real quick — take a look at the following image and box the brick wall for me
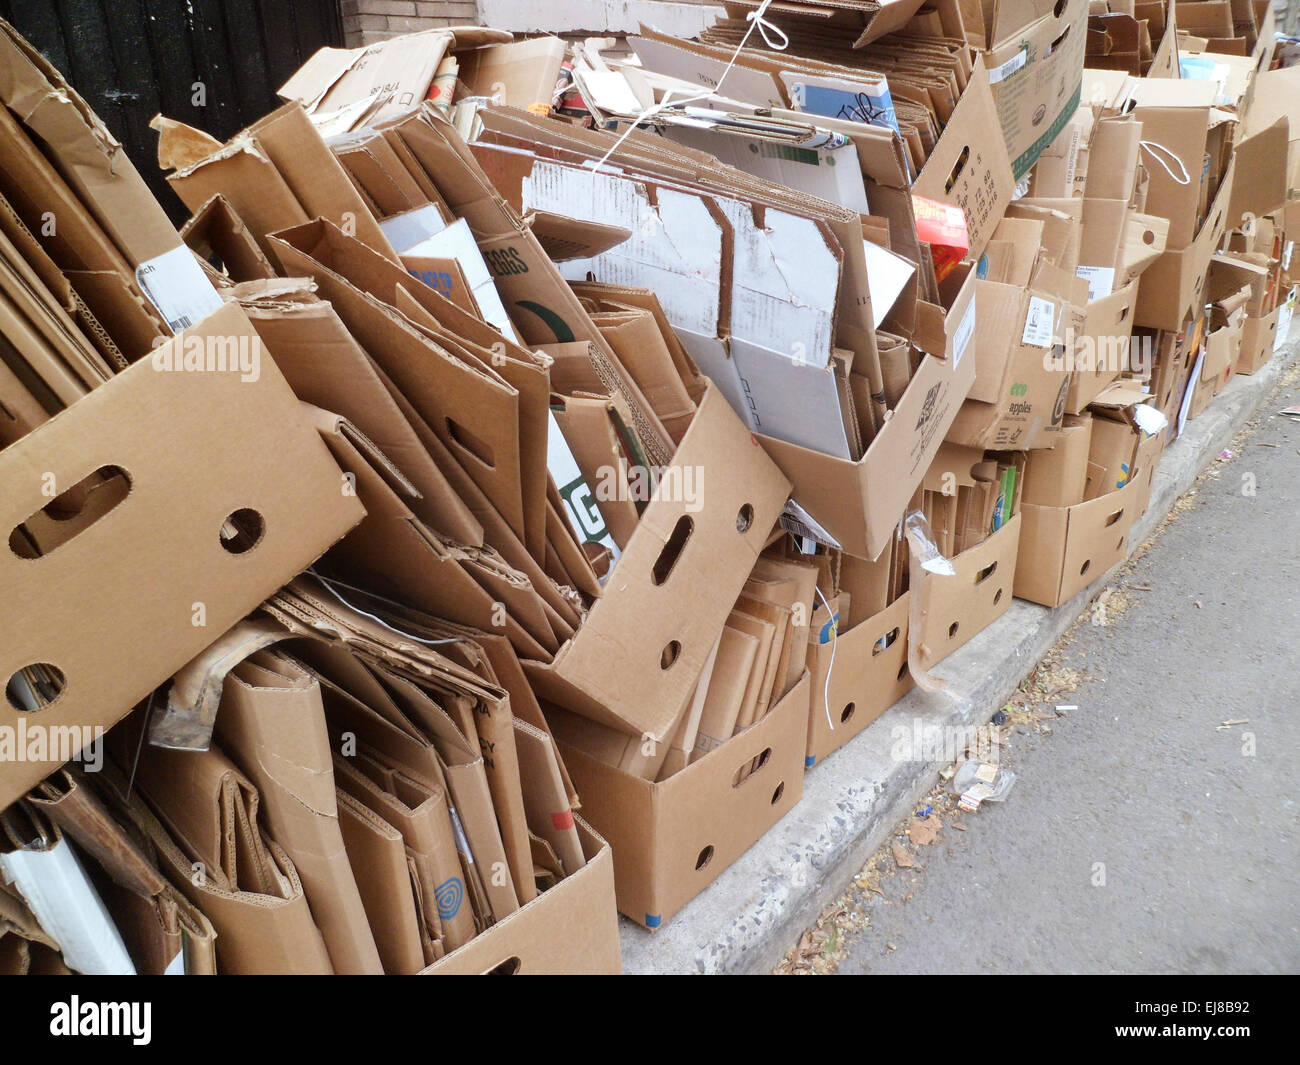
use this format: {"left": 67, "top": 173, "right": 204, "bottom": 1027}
{"left": 342, "top": 0, "right": 482, "bottom": 46}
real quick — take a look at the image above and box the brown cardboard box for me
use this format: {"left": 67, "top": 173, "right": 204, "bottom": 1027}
{"left": 910, "top": 58, "right": 1019, "bottom": 260}
{"left": 1188, "top": 318, "right": 1239, "bottom": 419}
{"left": 1023, "top": 414, "right": 1093, "bottom": 508}
{"left": 1121, "top": 78, "right": 1238, "bottom": 330}
{"left": 1236, "top": 302, "right": 1286, "bottom": 374}
{"left": 1067, "top": 280, "right": 1141, "bottom": 413}
{"left": 557, "top": 672, "right": 809, "bottom": 929}
{"left": 524, "top": 386, "right": 791, "bottom": 745}
{"left": 805, "top": 594, "right": 912, "bottom": 766}
{"left": 759, "top": 266, "right": 979, "bottom": 560}
{"left": 421, "top": 818, "right": 621, "bottom": 974}
{"left": 944, "top": 224, "right": 1083, "bottom": 451}
{"left": 161, "top": 102, "right": 398, "bottom": 265}
{"left": 913, "top": 515, "right": 1022, "bottom": 668}
{"left": 0, "top": 303, "right": 365, "bottom": 807}
{"left": 1134, "top": 155, "right": 1236, "bottom": 331}
{"left": 1014, "top": 391, "right": 1161, "bottom": 607}
{"left": 457, "top": 36, "right": 568, "bottom": 112}
{"left": 979, "top": 0, "right": 1090, "bottom": 178}
{"left": 276, "top": 27, "right": 512, "bottom": 131}
{"left": 0, "top": 19, "right": 221, "bottom": 341}
{"left": 1014, "top": 469, "right": 1149, "bottom": 606}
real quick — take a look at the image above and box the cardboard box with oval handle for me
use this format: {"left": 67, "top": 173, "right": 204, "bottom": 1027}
{"left": 0, "top": 303, "right": 365, "bottom": 807}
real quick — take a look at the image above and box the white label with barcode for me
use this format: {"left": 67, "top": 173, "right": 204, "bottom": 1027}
{"left": 1022, "top": 296, "right": 1056, "bottom": 348}
{"left": 1075, "top": 265, "right": 1115, "bottom": 302}
{"left": 135, "top": 245, "right": 223, "bottom": 334}
{"left": 988, "top": 50, "right": 1027, "bottom": 84}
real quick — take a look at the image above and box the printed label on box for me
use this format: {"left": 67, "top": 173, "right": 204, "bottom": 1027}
{"left": 988, "top": 50, "right": 1027, "bottom": 85}
{"left": 1022, "top": 296, "right": 1056, "bottom": 348}
{"left": 135, "top": 246, "right": 223, "bottom": 332}
{"left": 1075, "top": 265, "right": 1115, "bottom": 302}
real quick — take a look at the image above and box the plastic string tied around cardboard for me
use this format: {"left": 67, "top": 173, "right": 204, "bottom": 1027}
{"left": 1139, "top": 140, "right": 1191, "bottom": 186}
{"left": 590, "top": 0, "right": 790, "bottom": 174}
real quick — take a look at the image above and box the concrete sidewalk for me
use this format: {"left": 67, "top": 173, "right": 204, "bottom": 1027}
{"left": 620, "top": 326, "right": 1300, "bottom": 975}
{"left": 837, "top": 356, "right": 1300, "bottom": 974}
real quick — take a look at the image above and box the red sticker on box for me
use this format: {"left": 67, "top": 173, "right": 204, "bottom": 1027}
{"left": 551, "top": 809, "right": 575, "bottom": 831}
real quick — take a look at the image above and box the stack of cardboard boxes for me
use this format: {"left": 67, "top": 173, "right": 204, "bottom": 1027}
{"left": 0, "top": 0, "right": 1292, "bottom": 971}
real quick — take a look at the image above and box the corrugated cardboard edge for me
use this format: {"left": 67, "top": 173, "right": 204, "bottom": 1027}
{"left": 421, "top": 816, "right": 620, "bottom": 974}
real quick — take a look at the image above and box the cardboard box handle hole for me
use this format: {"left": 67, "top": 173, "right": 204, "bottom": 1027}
{"left": 695, "top": 845, "right": 714, "bottom": 871}
{"left": 483, "top": 957, "right": 521, "bottom": 975}
{"left": 994, "top": 587, "right": 1003, "bottom": 604}
{"left": 840, "top": 702, "right": 856, "bottom": 724}
{"left": 1050, "top": 26, "right": 1071, "bottom": 52}
{"left": 872, "top": 626, "right": 900, "bottom": 656}
{"left": 771, "top": 782, "right": 785, "bottom": 805}
{"left": 975, "top": 560, "right": 998, "bottom": 584}
{"left": 1079, "top": 559, "right": 1091, "bottom": 575}
{"left": 9, "top": 465, "right": 131, "bottom": 560}
{"left": 652, "top": 515, "right": 694, "bottom": 585}
{"left": 219, "top": 508, "right": 265, "bottom": 554}
{"left": 948, "top": 621, "right": 960, "bottom": 639}
{"left": 1104, "top": 508, "right": 1124, "bottom": 528}
{"left": 1053, "top": 0, "right": 1067, "bottom": 16}
{"left": 660, "top": 640, "right": 681, "bottom": 669}
{"left": 5, "top": 663, "right": 66, "bottom": 712}
{"left": 945, "top": 145, "right": 970, "bottom": 193}
{"left": 736, "top": 503, "right": 754, "bottom": 533}
{"left": 732, "top": 747, "right": 772, "bottom": 786}
{"left": 897, "top": 662, "right": 909, "bottom": 681}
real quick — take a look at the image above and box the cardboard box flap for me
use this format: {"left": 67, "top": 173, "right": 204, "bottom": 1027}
{"left": 278, "top": 27, "right": 514, "bottom": 122}
{"left": 0, "top": 303, "right": 365, "bottom": 807}
{"left": 913, "top": 57, "right": 1016, "bottom": 261}
{"left": 529, "top": 384, "right": 791, "bottom": 741}
{"left": 524, "top": 209, "right": 633, "bottom": 262}
{"left": 1226, "top": 117, "right": 1288, "bottom": 229}
{"left": 1243, "top": 64, "right": 1300, "bottom": 140}
{"left": 1119, "top": 212, "right": 1169, "bottom": 282}
{"left": 760, "top": 267, "right": 977, "bottom": 560}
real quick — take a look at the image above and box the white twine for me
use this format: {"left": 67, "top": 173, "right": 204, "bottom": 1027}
{"left": 1139, "top": 140, "right": 1191, "bottom": 186}
{"left": 308, "top": 570, "right": 465, "bottom": 647}
{"left": 814, "top": 585, "right": 839, "bottom": 731}
{"left": 591, "top": 0, "right": 789, "bottom": 174}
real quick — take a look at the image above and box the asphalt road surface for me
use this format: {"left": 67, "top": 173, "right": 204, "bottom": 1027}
{"left": 838, "top": 367, "right": 1300, "bottom": 975}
